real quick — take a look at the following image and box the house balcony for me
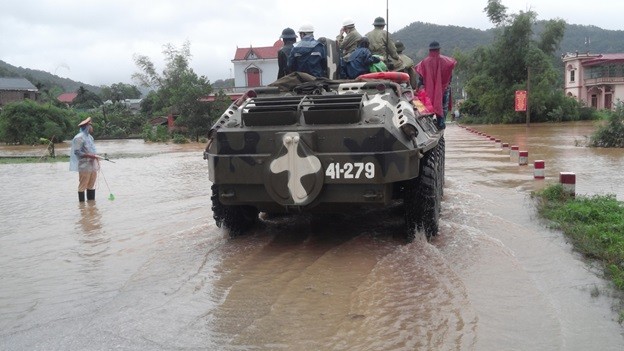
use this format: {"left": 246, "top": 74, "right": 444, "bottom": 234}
{"left": 584, "top": 76, "right": 624, "bottom": 86}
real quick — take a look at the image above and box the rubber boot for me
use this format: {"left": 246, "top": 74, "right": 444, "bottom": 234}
{"left": 78, "top": 191, "right": 85, "bottom": 202}
{"left": 437, "top": 116, "right": 446, "bottom": 130}
{"left": 86, "top": 189, "right": 95, "bottom": 201}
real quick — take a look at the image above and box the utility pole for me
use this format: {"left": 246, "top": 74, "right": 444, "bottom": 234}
{"left": 526, "top": 66, "right": 531, "bottom": 127}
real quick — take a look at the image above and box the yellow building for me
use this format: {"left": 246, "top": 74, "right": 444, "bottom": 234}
{"left": 563, "top": 52, "right": 624, "bottom": 110}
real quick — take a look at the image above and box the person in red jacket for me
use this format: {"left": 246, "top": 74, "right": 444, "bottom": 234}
{"left": 415, "top": 41, "right": 457, "bottom": 129}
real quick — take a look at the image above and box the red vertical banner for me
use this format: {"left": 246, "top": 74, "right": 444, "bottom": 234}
{"left": 515, "top": 90, "right": 527, "bottom": 112}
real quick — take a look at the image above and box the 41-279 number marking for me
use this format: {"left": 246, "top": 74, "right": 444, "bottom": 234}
{"left": 325, "top": 162, "right": 375, "bottom": 179}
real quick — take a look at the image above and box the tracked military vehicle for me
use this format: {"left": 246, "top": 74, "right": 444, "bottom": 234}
{"left": 203, "top": 71, "right": 444, "bottom": 242}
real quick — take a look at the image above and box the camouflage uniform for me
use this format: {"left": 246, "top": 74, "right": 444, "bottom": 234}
{"left": 365, "top": 28, "right": 401, "bottom": 70}
{"left": 398, "top": 53, "right": 417, "bottom": 87}
{"left": 336, "top": 28, "right": 362, "bottom": 60}
{"left": 398, "top": 53, "right": 414, "bottom": 71}
{"left": 395, "top": 41, "right": 417, "bottom": 86}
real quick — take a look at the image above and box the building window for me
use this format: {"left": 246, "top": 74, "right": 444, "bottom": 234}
{"left": 23, "top": 93, "right": 30, "bottom": 100}
{"left": 586, "top": 66, "right": 603, "bottom": 79}
{"left": 569, "top": 70, "right": 575, "bottom": 83}
{"left": 591, "top": 94, "right": 598, "bottom": 108}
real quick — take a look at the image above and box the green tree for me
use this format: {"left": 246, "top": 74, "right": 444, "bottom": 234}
{"left": 538, "top": 19, "right": 566, "bottom": 56}
{"left": 173, "top": 89, "right": 233, "bottom": 141}
{"left": 139, "top": 90, "right": 160, "bottom": 117}
{"left": 0, "top": 100, "right": 74, "bottom": 144}
{"left": 483, "top": 0, "right": 508, "bottom": 27}
{"left": 73, "top": 86, "right": 103, "bottom": 110}
{"left": 97, "top": 102, "right": 146, "bottom": 139}
{"left": 100, "top": 82, "right": 142, "bottom": 102}
{"left": 458, "top": 2, "right": 577, "bottom": 123}
{"left": 132, "top": 41, "right": 213, "bottom": 140}
{"left": 590, "top": 103, "right": 624, "bottom": 147}
{"left": 212, "top": 78, "right": 235, "bottom": 90}
{"left": 37, "top": 83, "right": 66, "bottom": 108}
{"left": 210, "top": 90, "right": 232, "bottom": 123}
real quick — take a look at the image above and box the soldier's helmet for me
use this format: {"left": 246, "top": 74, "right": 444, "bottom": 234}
{"left": 395, "top": 40, "right": 405, "bottom": 53}
{"left": 373, "top": 17, "right": 386, "bottom": 26}
{"left": 280, "top": 27, "right": 297, "bottom": 39}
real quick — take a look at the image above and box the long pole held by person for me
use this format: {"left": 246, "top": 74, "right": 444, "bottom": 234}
{"left": 96, "top": 154, "right": 116, "bottom": 200}
{"left": 97, "top": 159, "right": 116, "bottom": 201}
{"left": 385, "top": 0, "right": 389, "bottom": 65}
{"left": 96, "top": 154, "right": 115, "bottom": 163}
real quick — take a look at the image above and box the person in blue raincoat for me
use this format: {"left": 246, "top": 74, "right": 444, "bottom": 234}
{"left": 70, "top": 117, "right": 99, "bottom": 202}
{"left": 287, "top": 23, "right": 327, "bottom": 78}
{"left": 344, "top": 37, "right": 380, "bottom": 79}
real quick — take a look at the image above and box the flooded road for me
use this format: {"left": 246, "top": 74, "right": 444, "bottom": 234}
{"left": 1, "top": 122, "right": 623, "bottom": 350}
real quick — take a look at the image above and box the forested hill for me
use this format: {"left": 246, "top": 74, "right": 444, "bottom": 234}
{"left": 393, "top": 21, "right": 624, "bottom": 62}
{"left": 393, "top": 22, "right": 493, "bottom": 59}
{"left": 557, "top": 23, "right": 624, "bottom": 54}
{"left": 0, "top": 60, "right": 101, "bottom": 94}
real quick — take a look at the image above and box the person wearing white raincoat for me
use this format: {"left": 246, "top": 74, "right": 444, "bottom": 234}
{"left": 70, "top": 117, "right": 99, "bottom": 202}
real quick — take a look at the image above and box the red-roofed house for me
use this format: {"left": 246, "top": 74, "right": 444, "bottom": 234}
{"left": 563, "top": 52, "right": 624, "bottom": 109}
{"left": 57, "top": 92, "right": 78, "bottom": 106}
{"left": 232, "top": 40, "right": 283, "bottom": 89}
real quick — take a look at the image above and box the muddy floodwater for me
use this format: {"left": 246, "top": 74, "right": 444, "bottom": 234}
{"left": 1, "top": 122, "right": 623, "bottom": 350}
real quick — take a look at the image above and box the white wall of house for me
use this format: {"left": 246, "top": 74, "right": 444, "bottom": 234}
{"left": 563, "top": 53, "right": 599, "bottom": 105}
{"left": 232, "top": 59, "right": 278, "bottom": 90}
{"left": 564, "top": 58, "right": 583, "bottom": 101}
{"left": 615, "top": 87, "right": 624, "bottom": 105}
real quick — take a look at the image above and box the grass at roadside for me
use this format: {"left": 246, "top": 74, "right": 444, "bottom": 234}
{"left": 0, "top": 155, "right": 69, "bottom": 164}
{"left": 532, "top": 184, "right": 624, "bottom": 322}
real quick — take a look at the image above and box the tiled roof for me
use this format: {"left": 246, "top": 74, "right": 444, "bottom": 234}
{"left": 232, "top": 40, "right": 283, "bottom": 61}
{"left": 149, "top": 116, "right": 168, "bottom": 126}
{"left": 582, "top": 53, "right": 624, "bottom": 66}
{"left": 0, "top": 77, "right": 38, "bottom": 91}
{"left": 57, "top": 92, "right": 78, "bottom": 103}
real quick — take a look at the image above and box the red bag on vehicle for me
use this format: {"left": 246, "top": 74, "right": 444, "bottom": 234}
{"left": 413, "top": 89, "right": 434, "bottom": 115}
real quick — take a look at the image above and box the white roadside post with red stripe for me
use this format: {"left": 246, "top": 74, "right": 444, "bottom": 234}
{"left": 518, "top": 151, "right": 529, "bottom": 165}
{"left": 510, "top": 145, "right": 519, "bottom": 161}
{"left": 559, "top": 172, "right": 576, "bottom": 196}
{"left": 534, "top": 160, "right": 545, "bottom": 178}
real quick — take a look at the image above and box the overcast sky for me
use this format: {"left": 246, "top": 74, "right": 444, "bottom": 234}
{"left": 2, "top": 0, "right": 622, "bottom": 88}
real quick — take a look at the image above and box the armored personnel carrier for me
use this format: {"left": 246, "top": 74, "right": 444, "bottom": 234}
{"left": 204, "top": 71, "right": 444, "bottom": 242}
